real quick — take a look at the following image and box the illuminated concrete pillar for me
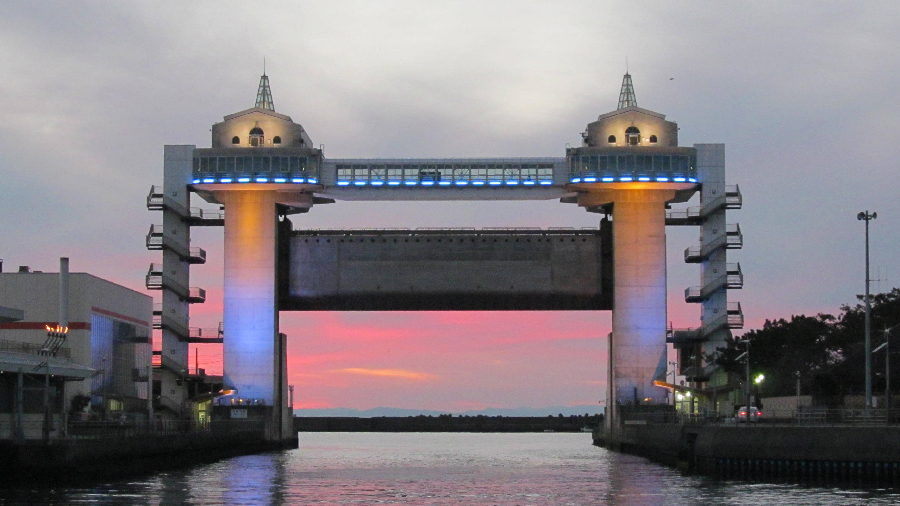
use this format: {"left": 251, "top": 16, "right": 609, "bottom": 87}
{"left": 578, "top": 185, "right": 684, "bottom": 432}
{"left": 219, "top": 188, "right": 279, "bottom": 404}
{"left": 608, "top": 189, "right": 672, "bottom": 406}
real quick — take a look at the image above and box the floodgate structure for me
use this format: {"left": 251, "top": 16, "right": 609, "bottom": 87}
{"left": 147, "top": 72, "right": 743, "bottom": 447}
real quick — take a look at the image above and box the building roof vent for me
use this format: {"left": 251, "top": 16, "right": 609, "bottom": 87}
{"left": 18, "top": 266, "right": 31, "bottom": 273}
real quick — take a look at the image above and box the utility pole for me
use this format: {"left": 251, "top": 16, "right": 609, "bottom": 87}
{"left": 858, "top": 211, "right": 876, "bottom": 412}
{"left": 42, "top": 362, "right": 50, "bottom": 441}
{"left": 148, "top": 364, "right": 154, "bottom": 433}
{"left": 738, "top": 339, "right": 751, "bottom": 417}
{"left": 876, "top": 323, "right": 899, "bottom": 424}
{"left": 101, "top": 356, "right": 107, "bottom": 420}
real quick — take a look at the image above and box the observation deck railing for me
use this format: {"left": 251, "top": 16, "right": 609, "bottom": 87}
{"left": 568, "top": 152, "right": 698, "bottom": 184}
{"left": 191, "top": 151, "right": 319, "bottom": 185}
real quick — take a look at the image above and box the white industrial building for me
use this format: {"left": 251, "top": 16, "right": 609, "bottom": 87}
{"left": 0, "top": 259, "right": 152, "bottom": 439}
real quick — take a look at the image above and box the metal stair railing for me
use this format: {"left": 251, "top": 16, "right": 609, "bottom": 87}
{"left": 188, "top": 247, "right": 207, "bottom": 264}
{"left": 725, "top": 184, "right": 742, "bottom": 209}
{"left": 727, "top": 301, "right": 744, "bottom": 328}
{"left": 726, "top": 267, "right": 743, "bottom": 289}
{"left": 725, "top": 223, "right": 743, "bottom": 249}
{"left": 145, "top": 263, "right": 190, "bottom": 299}
{"left": 667, "top": 187, "right": 742, "bottom": 226}
{"left": 146, "top": 225, "right": 204, "bottom": 263}
{"left": 665, "top": 206, "right": 702, "bottom": 225}
{"left": 146, "top": 185, "right": 189, "bottom": 216}
{"left": 684, "top": 266, "right": 745, "bottom": 302}
{"left": 188, "top": 324, "right": 224, "bottom": 344}
{"left": 152, "top": 313, "right": 190, "bottom": 339}
{"left": 188, "top": 287, "right": 206, "bottom": 303}
{"left": 186, "top": 207, "right": 225, "bottom": 226}
{"left": 684, "top": 223, "right": 743, "bottom": 262}
{"left": 145, "top": 224, "right": 164, "bottom": 250}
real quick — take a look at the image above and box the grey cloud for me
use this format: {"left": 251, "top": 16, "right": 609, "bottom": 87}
{"left": 1, "top": 0, "right": 899, "bottom": 328}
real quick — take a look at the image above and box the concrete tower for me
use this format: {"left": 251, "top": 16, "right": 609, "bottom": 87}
{"left": 568, "top": 73, "right": 697, "bottom": 433}
{"left": 194, "top": 75, "right": 320, "bottom": 417}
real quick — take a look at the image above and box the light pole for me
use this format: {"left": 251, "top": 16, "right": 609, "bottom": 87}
{"left": 754, "top": 374, "right": 765, "bottom": 412}
{"left": 667, "top": 361, "right": 677, "bottom": 406}
{"left": 858, "top": 210, "right": 877, "bottom": 411}
{"left": 875, "top": 323, "right": 900, "bottom": 423}
{"left": 737, "top": 339, "right": 751, "bottom": 416}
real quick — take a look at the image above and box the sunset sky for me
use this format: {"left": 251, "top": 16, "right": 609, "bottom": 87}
{"left": 2, "top": 2, "right": 899, "bottom": 411}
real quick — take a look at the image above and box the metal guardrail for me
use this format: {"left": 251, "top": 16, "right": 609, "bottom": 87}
{"left": 725, "top": 184, "right": 742, "bottom": 208}
{"left": 62, "top": 419, "right": 266, "bottom": 439}
{"left": 666, "top": 206, "right": 701, "bottom": 222}
{"left": 188, "top": 287, "right": 206, "bottom": 303}
{"left": 0, "top": 339, "right": 71, "bottom": 359}
{"left": 622, "top": 408, "right": 900, "bottom": 426}
{"left": 293, "top": 227, "right": 602, "bottom": 237}
{"left": 146, "top": 185, "right": 189, "bottom": 216}
{"left": 190, "top": 207, "right": 225, "bottom": 221}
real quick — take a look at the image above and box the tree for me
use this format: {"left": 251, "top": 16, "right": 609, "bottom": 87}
{"left": 711, "top": 314, "right": 836, "bottom": 397}
{"left": 68, "top": 394, "right": 91, "bottom": 418}
{"left": 709, "top": 289, "right": 900, "bottom": 404}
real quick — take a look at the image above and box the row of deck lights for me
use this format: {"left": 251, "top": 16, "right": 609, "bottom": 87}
{"left": 336, "top": 179, "right": 555, "bottom": 187}
{"left": 193, "top": 176, "right": 319, "bottom": 184}
{"left": 571, "top": 176, "right": 698, "bottom": 183}
{"left": 192, "top": 175, "right": 698, "bottom": 185}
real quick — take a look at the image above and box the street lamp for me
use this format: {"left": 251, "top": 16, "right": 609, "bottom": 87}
{"left": 858, "top": 210, "right": 877, "bottom": 411}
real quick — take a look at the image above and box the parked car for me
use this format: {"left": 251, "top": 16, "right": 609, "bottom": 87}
{"left": 736, "top": 406, "right": 762, "bottom": 422}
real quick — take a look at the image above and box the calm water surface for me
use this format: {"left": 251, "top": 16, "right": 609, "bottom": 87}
{"left": 2, "top": 432, "right": 900, "bottom": 505}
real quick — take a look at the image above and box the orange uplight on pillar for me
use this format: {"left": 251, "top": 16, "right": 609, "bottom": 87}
{"left": 218, "top": 188, "right": 280, "bottom": 405}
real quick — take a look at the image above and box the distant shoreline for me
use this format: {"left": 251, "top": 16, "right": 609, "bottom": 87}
{"left": 294, "top": 414, "right": 603, "bottom": 433}
{"left": 294, "top": 405, "right": 605, "bottom": 419}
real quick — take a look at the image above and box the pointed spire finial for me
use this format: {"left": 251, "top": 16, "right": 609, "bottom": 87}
{"left": 617, "top": 72, "right": 637, "bottom": 110}
{"left": 255, "top": 70, "right": 275, "bottom": 111}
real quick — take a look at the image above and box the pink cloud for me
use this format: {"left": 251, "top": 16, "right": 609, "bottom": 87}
{"left": 331, "top": 368, "right": 438, "bottom": 381}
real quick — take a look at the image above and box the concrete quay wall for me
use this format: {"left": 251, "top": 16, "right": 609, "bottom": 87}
{"left": 595, "top": 424, "right": 900, "bottom": 483}
{"left": 692, "top": 426, "right": 900, "bottom": 463}
{"left": 0, "top": 432, "right": 299, "bottom": 484}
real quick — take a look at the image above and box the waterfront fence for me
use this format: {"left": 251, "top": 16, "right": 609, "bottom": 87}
{"left": 4, "top": 418, "right": 267, "bottom": 440}
{"left": 621, "top": 408, "right": 900, "bottom": 426}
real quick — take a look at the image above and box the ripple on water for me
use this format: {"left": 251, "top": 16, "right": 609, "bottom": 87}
{"left": 2, "top": 433, "right": 900, "bottom": 506}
